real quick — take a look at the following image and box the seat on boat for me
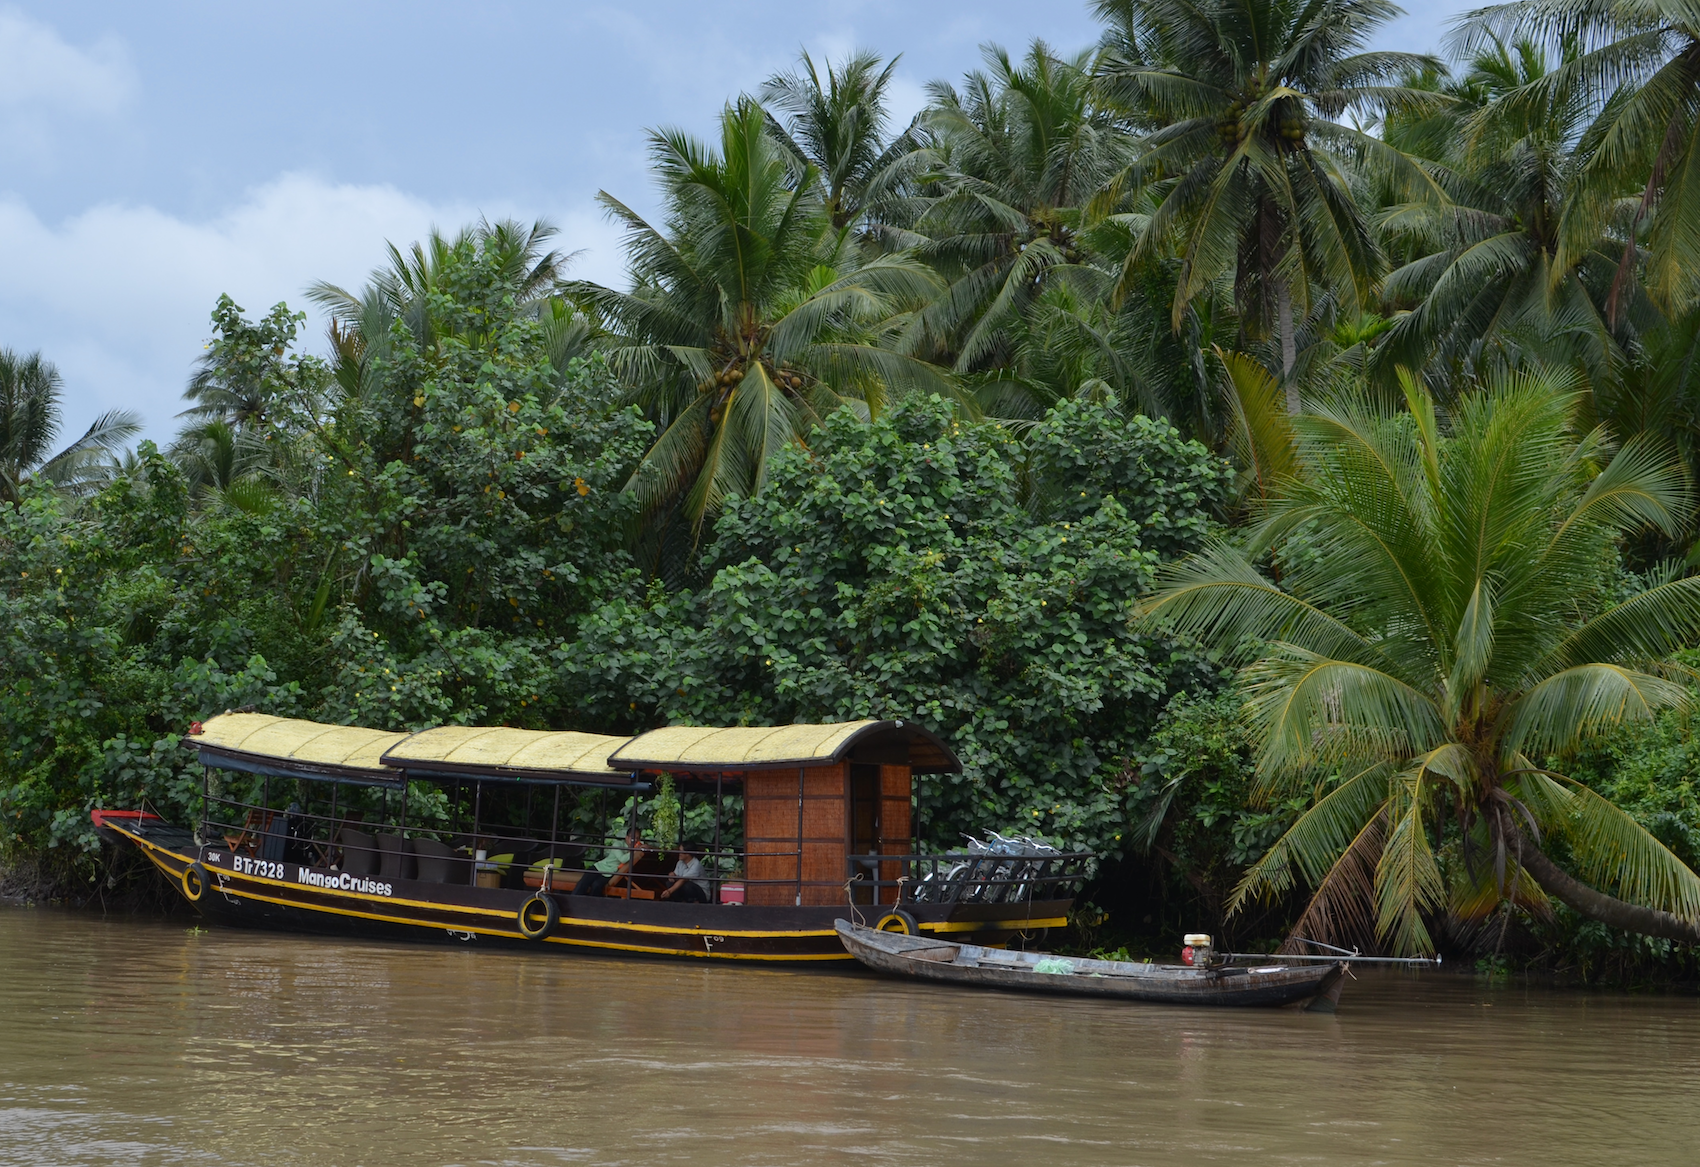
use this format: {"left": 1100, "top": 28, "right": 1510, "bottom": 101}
{"left": 538, "top": 842, "right": 586, "bottom": 867}
{"left": 524, "top": 856, "right": 582, "bottom": 890}
{"left": 338, "top": 827, "right": 380, "bottom": 875}
{"left": 488, "top": 844, "right": 541, "bottom": 889}
{"left": 223, "top": 809, "right": 276, "bottom": 856}
{"left": 377, "top": 833, "right": 416, "bottom": 881}
{"left": 411, "top": 837, "right": 469, "bottom": 884}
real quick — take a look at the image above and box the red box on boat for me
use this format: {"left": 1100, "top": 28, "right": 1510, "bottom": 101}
{"left": 719, "top": 882, "right": 744, "bottom": 905}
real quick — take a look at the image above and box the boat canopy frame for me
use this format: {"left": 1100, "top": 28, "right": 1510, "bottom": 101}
{"left": 183, "top": 712, "right": 970, "bottom": 904}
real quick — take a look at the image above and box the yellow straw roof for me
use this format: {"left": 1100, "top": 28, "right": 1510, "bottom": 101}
{"left": 381, "top": 726, "right": 632, "bottom": 782}
{"left": 610, "top": 720, "right": 960, "bottom": 773}
{"left": 189, "top": 713, "right": 406, "bottom": 777}
{"left": 188, "top": 714, "right": 959, "bottom": 781}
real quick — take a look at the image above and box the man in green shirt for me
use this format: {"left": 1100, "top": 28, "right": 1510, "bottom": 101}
{"left": 575, "top": 826, "right": 640, "bottom": 897}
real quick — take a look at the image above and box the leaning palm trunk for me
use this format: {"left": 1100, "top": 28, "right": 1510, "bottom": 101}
{"left": 1143, "top": 368, "right": 1700, "bottom": 954}
{"left": 1504, "top": 818, "right": 1700, "bottom": 943}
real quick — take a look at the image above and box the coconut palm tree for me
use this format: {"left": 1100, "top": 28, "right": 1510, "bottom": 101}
{"left": 1143, "top": 368, "right": 1700, "bottom": 953}
{"left": 570, "top": 98, "right": 949, "bottom": 530}
{"left": 1096, "top": 0, "right": 1444, "bottom": 410}
{"left": 971, "top": 276, "right": 1176, "bottom": 421}
{"left": 0, "top": 348, "right": 139, "bottom": 504}
{"left": 168, "top": 419, "right": 279, "bottom": 514}
{"left": 1378, "top": 35, "right": 1644, "bottom": 392}
{"left": 310, "top": 218, "right": 571, "bottom": 401}
{"left": 760, "top": 49, "right": 922, "bottom": 232}
{"left": 891, "top": 41, "right": 1135, "bottom": 375}
{"left": 1456, "top": 1, "right": 1700, "bottom": 315}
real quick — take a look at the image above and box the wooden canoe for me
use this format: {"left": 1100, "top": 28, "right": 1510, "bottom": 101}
{"left": 835, "top": 920, "right": 1347, "bottom": 1011}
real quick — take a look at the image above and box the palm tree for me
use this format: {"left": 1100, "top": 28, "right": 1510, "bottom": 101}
{"left": 0, "top": 348, "right": 139, "bottom": 503}
{"left": 310, "top": 218, "right": 571, "bottom": 401}
{"left": 760, "top": 49, "right": 921, "bottom": 231}
{"left": 890, "top": 41, "right": 1134, "bottom": 375}
{"left": 1143, "top": 369, "right": 1700, "bottom": 953}
{"left": 168, "top": 419, "right": 279, "bottom": 514}
{"left": 571, "top": 98, "right": 948, "bottom": 530}
{"left": 1456, "top": 1, "right": 1700, "bottom": 315}
{"left": 1096, "top": 0, "right": 1443, "bottom": 410}
{"left": 971, "top": 276, "right": 1175, "bottom": 421}
{"left": 1378, "top": 36, "right": 1630, "bottom": 388}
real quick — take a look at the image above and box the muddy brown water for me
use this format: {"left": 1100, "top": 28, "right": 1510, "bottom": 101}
{"left": 2, "top": 908, "right": 1697, "bottom": 1166}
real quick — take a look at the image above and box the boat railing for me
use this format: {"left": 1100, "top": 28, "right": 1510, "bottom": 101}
{"left": 197, "top": 791, "right": 752, "bottom": 897}
{"left": 844, "top": 848, "right": 1093, "bottom": 906}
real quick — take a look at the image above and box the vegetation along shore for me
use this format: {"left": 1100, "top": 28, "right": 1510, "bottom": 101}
{"left": 6, "top": 0, "right": 1700, "bottom": 985}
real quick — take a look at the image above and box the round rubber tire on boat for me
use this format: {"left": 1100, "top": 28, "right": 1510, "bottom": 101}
{"left": 181, "top": 861, "right": 209, "bottom": 904}
{"left": 517, "top": 893, "right": 559, "bottom": 940}
{"left": 875, "top": 909, "right": 920, "bottom": 936}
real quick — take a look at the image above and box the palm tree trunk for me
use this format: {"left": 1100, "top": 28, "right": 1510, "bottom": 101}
{"left": 1276, "top": 280, "right": 1299, "bottom": 415}
{"left": 1507, "top": 820, "right": 1700, "bottom": 943}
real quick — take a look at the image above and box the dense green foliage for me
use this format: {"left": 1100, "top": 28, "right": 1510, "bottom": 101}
{"left": 0, "top": 239, "right": 1231, "bottom": 884}
{"left": 563, "top": 396, "right": 1228, "bottom": 856}
{"left": 7, "top": 0, "right": 1700, "bottom": 972}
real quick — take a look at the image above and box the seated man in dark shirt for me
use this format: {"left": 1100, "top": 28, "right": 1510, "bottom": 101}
{"left": 659, "top": 849, "right": 711, "bottom": 903}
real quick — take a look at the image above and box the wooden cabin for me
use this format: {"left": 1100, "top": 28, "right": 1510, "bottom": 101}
{"left": 607, "top": 721, "right": 961, "bottom": 906}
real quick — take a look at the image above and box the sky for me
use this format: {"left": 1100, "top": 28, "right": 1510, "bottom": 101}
{"left": 1, "top": 1, "right": 1479, "bottom": 448}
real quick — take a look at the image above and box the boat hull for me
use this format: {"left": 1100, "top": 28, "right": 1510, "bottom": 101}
{"left": 836, "top": 921, "right": 1347, "bottom": 1009}
{"left": 99, "top": 814, "right": 1071, "bottom": 964}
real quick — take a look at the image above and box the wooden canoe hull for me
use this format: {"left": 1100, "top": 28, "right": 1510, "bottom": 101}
{"left": 836, "top": 921, "right": 1347, "bottom": 1009}
{"left": 97, "top": 813, "right": 1071, "bottom": 965}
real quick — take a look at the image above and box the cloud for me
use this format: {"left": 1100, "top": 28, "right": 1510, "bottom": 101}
{"left": 0, "top": 173, "right": 626, "bottom": 444}
{"left": 0, "top": 8, "right": 134, "bottom": 116}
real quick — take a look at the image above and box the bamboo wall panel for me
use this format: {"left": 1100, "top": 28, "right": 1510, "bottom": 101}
{"left": 741, "top": 765, "right": 849, "bottom": 906}
{"left": 878, "top": 764, "right": 913, "bottom": 904}
{"left": 744, "top": 769, "right": 801, "bottom": 906}
{"left": 799, "top": 763, "right": 848, "bottom": 906}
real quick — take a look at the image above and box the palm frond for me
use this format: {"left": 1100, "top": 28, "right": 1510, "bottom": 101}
{"left": 1375, "top": 763, "right": 1445, "bottom": 954}
{"left": 1554, "top": 777, "right": 1700, "bottom": 922}
{"left": 1504, "top": 663, "right": 1693, "bottom": 757}
{"left": 1216, "top": 347, "right": 1296, "bottom": 500}
{"left": 1244, "top": 647, "right": 1446, "bottom": 774}
{"left": 1228, "top": 762, "right": 1391, "bottom": 910}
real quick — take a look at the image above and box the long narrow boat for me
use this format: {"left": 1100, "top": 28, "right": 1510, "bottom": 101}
{"left": 94, "top": 713, "right": 1090, "bottom": 965}
{"left": 835, "top": 920, "right": 1348, "bottom": 1010}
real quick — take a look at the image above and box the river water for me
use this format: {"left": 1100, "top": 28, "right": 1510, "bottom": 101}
{"left": 2, "top": 908, "right": 1697, "bottom": 1166}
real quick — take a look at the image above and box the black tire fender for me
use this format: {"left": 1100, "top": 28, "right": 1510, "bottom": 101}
{"left": 874, "top": 908, "right": 921, "bottom": 936}
{"left": 517, "top": 893, "right": 560, "bottom": 940}
{"left": 182, "top": 861, "right": 209, "bottom": 904}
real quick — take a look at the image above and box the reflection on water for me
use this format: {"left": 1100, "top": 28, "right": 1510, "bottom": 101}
{"left": 2, "top": 907, "right": 1697, "bottom": 1165}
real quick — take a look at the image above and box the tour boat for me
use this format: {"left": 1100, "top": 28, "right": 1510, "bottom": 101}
{"left": 835, "top": 921, "right": 1348, "bottom": 1010}
{"left": 93, "top": 713, "right": 1089, "bottom": 964}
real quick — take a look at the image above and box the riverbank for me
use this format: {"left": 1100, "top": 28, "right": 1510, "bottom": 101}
{"left": 0, "top": 851, "right": 190, "bottom": 915}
